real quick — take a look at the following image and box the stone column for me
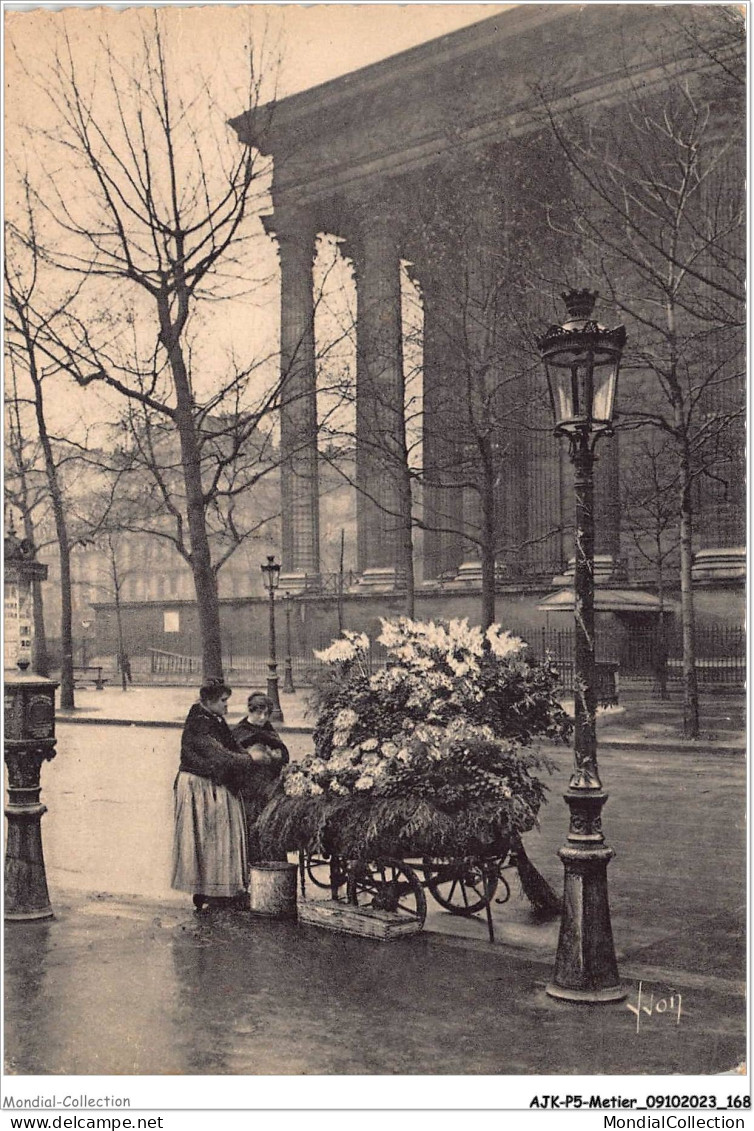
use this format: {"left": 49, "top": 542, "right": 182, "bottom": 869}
{"left": 421, "top": 275, "right": 464, "bottom": 580}
{"left": 453, "top": 202, "right": 500, "bottom": 585}
{"left": 349, "top": 213, "right": 409, "bottom": 585}
{"left": 265, "top": 213, "right": 320, "bottom": 588}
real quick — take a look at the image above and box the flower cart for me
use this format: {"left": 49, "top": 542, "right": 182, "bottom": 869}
{"left": 256, "top": 618, "right": 573, "bottom": 942}
{"left": 303, "top": 846, "right": 515, "bottom": 921}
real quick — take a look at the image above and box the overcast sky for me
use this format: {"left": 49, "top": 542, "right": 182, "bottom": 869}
{"left": 4, "top": 2, "right": 515, "bottom": 440}
{"left": 5, "top": 3, "right": 515, "bottom": 101}
{"left": 267, "top": 3, "right": 515, "bottom": 97}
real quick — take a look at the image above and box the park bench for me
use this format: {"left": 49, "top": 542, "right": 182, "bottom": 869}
{"left": 73, "top": 665, "right": 109, "bottom": 690}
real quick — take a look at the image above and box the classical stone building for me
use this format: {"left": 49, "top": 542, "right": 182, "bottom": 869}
{"left": 229, "top": 3, "right": 745, "bottom": 622}
{"left": 80, "top": 5, "right": 743, "bottom": 675}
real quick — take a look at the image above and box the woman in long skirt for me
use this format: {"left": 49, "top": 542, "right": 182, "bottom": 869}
{"left": 171, "top": 678, "right": 255, "bottom": 911}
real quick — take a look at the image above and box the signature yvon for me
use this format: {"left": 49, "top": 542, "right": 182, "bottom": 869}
{"left": 626, "top": 981, "right": 683, "bottom": 1033}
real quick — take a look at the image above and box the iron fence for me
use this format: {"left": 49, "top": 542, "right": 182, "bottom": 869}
{"left": 131, "top": 623, "right": 744, "bottom": 691}
{"left": 531, "top": 624, "right": 745, "bottom": 689}
{"left": 148, "top": 648, "right": 202, "bottom": 675}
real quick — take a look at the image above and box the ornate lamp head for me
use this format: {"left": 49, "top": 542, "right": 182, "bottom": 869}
{"left": 260, "top": 554, "right": 281, "bottom": 593}
{"left": 538, "top": 289, "right": 626, "bottom": 440}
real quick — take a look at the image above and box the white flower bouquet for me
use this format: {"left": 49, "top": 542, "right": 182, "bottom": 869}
{"left": 256, "top": 617, "right": 571, "bottom": 862}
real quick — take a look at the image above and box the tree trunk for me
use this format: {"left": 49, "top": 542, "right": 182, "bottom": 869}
{"left": 655, "top": 571, "right": 669, "bottom": 701}
{"left": 175, "top": 406, "right": 223, "bottom": 679}
{"left": 678, "top": 440, "right": 700, "bottom": 737}
{"left": 337, "top": 529, "right": 345, "bottom": 633}
{"left": 398, "top": 464, "right": 415, "bottom": 618}
{"left": 392, "top": 339, "right": 415, "bottom": 618}
{"left": 110, "top": 550, "right": 128, "bottom": 692}
{"left": 30, "top": 576, "right": 49, "bottom": 677}
{"left": 667, "top": 294, "right": 699, "bottom": 737}
{"left": 480, "top": 440, "right": 496, "bottom": 630}
{"left": 30, "top": 364, "right": 74, "bottom": 706}
{"left": 653, "top": 534, "right": 668, "bottom": 700}
{"left": 164, "top": 321, "right": 224, "bottom": 680}
{"left": 116, "top": 604, "right": 128, "bottom": 691}
{"left": 49, "top": 481, "right": 74, "bottom": 708}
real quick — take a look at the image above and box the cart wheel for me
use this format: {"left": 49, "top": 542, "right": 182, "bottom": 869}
{"left": 306, "top": 853, "right": 347, "bottom": 892}
{"left": 422, "top": 857, "right": 499, "bottom": 916}
{"left": 494, "top": 875, "right": 511, "bottom": 905}
{"left": 347, "top": 859, "right": 427, "bottom": 927}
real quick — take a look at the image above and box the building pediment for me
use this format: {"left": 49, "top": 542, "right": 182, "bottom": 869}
{"left": 230, "top": 5, "right": 736, "bottom": 206}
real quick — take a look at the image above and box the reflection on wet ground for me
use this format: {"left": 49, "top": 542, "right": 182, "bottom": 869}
{"left": 5, "top": 894, "right": 746, "bottom": 1076}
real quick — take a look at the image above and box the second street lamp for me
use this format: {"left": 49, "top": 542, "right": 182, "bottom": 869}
{"left": 538, "top": 289, "right": 627, "bottom": 1003}
{"left": 80, "top": 618, "right": 92, "bottom": 670}
{"left": 260, "top": 555, "right": 284, "bottom": 724}
{"left": 282, "top": 592, "right": 296, "bottom": 695}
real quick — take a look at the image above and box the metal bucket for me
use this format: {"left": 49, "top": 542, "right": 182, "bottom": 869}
{"left": 248, "top": 861, "right": 298, "bottom": 918}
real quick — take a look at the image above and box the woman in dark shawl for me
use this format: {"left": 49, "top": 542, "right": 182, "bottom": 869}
{"left": 171, "top": 679, "right": 255, "bottom": 911}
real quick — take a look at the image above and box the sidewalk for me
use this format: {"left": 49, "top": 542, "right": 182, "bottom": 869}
{"left": 56, "top": 684, "right": 315, "bottom": 730}
{"left": 56, "top": 684, "right": 747, "bottom": 753}
{"left": 4, "top": 886, "right": 745, "bottom": 1077}
{"left": 3, "top": 707, "right": 745, "bottom": 1077}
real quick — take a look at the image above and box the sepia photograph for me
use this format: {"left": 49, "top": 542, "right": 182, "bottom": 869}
{"left": 2, "top": 0, "right": 747, "bottom": 1118}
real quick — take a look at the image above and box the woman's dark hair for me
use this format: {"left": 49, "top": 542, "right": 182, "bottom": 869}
{"left": 199, "top": 678, "right": 232, "bottom": 703}
{"left": 247, "top": 692, "right": 273, "bottom": 713}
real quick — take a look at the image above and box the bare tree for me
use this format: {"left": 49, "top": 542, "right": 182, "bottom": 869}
{"left": 541, "top": 17, "right": 745, "bottom": 735}
{"left": 4, "top": 211, "right": 92, "bottom": 706}
{"left": 409, "top": 144, "right": 566, "bottom": 628}
{"left": 66, "top": 460, "right": 163, "bottom": 691}
{"left": 7, "top": 11, "right": 281, "bottom": 679}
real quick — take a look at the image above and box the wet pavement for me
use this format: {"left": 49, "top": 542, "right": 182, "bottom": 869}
{"left": 3, "top": 718, "right": 747, "bottom": 1076}
{"left": 4, "top": 891, "right": 745, "bottom": 1077}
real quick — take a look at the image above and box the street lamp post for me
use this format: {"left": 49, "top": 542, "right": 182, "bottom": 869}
{"left": 282, "top": 592, "right": 296, "bottom": 694}
{"left": 538, "top": 289, "right": 627, "bottom": 1003}
{"left": 81, "top": 618, "right": 92, "bottom": 670}
{"left": 260, "top": 555, "right": 284, "bottom": 724}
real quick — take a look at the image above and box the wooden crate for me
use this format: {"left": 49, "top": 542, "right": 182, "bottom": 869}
{"left": 297, "top": 899, "right": 423, "bottom": 941}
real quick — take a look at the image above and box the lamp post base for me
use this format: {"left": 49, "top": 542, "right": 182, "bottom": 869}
{"left": 545, "top": 982, "right": 626, "bottom": 1004}
{"left": 266, "top": 675, "right": 284, "bottom": 725}
{"left": 4, "top": 802, "right": 54, "bottom": 922}
{"left": 4, "top": 737, "right": 57, "bottom": 923}
{"left": 546, "top": 839, "right": 625, "bottom": 1003}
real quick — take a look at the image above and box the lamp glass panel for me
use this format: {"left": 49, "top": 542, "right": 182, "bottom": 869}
{"left": 591, "top": 363, "right": 618, "bottom": 424}
{"left": 547, "top": 366, "right": 575, "bottom": 426}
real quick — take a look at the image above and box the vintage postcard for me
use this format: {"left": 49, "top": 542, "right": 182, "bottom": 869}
{"left": 2, "top": 1, "right": 747, "bottom": 1123}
